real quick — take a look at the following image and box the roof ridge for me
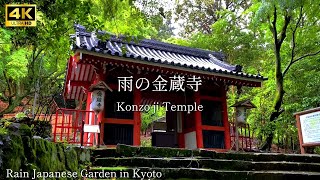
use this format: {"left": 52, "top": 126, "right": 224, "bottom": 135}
{"left": 74, "top": 24, "right": 226, "bottom": 61}
{"left": 71, "top": 24, "right": 266, "bottom": 81}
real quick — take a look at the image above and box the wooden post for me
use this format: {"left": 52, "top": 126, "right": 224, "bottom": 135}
{"left": 235, "top": 119, "right": 239, "bottom": 151}
{"left": 296, "top": 115, "right": 305, "bottom": 154}
{"left": 133, "top": 87, "right": 141, "bottom": 146}
{"left": 97, "top": 122, "right": 101, "bottom": 148}
{"left": 249, "top": 125, "right": 252, "bottom": 150}
{"left": 194, "top": 91, "right": 203, "bottom": 148}
{"left": 84, "top": 91, "right": 92, "bottom": 145}
{"left": 222, "top": 89, "right": 231, "bottom": 150}
{"left": 80, "top": 119, "right": 85, "bottom": 147}
{"left": 61, "top": 110, "right": 65, "bottom": 142}
{"left": 100, "top": 102, "right": 105, "bottom": 145}
{"left": 53, "top": 109, "right": 58, "bottom": 142}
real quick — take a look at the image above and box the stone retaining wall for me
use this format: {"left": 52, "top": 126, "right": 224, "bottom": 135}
{"left": 0, "top": 119, "right": 91, "bottom": 180}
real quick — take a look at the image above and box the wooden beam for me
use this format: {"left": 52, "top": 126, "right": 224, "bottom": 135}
{"left": 222, "top": 88, "right": 231, "bottom": 150}
{"left": 103, "top": 118, "right": 135, "bottom": 125}
{"left": 133, "top": 86, "right": 141, "bottom": 146}
{"left": 202, "top": 125, "right": 225, "bottom": 131}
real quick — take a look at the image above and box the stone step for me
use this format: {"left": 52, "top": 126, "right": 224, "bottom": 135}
{"left": 88, "top": 167, "right": 320, "bottom": 180}
{"left": 92, "top": 157, "right": 320, "bottom": 172}
{"left": 92, "top": 144, "right": 320, "bottom": 163}
{"left": 92, "top": 148, "right": 117, "bottom": 158}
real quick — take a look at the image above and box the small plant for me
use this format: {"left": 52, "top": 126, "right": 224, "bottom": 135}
{"left": 141, "top": 137, "right": 151, "bottom": 147}
{"left": 0, "top": 127, "right": 8, "bottom": 135}
{"left": 15, "top": 112, "right": 27, "bottom": 119}
{"left": 3, "top": 121, "right": 12, "bottom": 128}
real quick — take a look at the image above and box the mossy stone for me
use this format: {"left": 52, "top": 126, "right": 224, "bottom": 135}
{"left": 56, "top": 143, "right": 66, "bottom": 167}
{"left": 74, "top": 146, "right": 91, "bottom": 163}
{"left": 2, "top": 133, "right": 25, "bottom": 172}
{"left": 0, "top": 121, "right": 88, "bottom": 180}
{"left": 25, "top": 163, "right": 39, "bottom": 173}
{"left": 116, "top": 144, "right": 200, "bottom": 158}
{"left": 116, "top": 144, "right": 138, "bottom": 156}
{"left": 19, "top": 123, "right": 32, "bottom": 137}
{"left": 65, "top": 146, "right": 79, "bottom": 172}
{"left": 22, "top": 136, "right": 37, "bottom": 164}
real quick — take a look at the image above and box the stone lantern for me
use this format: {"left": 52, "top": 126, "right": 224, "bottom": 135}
{"left": 231, "top": 99, "right": 256, "bottom": 126}
{"left": 231, "top": 99, "right": 256, "bottom": 151}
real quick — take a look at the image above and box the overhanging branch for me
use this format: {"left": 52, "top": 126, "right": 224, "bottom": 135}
{"left": 283, "top": 6, "right": 303, "bottom": 77}
{"left": 283, "top": 49, "right": 320, "bottom": 77}
{"left": 269, "top": 5, "right": 278, "bottom": 43}
{"left": 277, "top": 11, "right": 291, "bottom": 46}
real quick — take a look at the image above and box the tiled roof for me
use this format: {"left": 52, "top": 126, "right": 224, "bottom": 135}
{"left": 71, "top": 24, "right": 266, "bottom": 81}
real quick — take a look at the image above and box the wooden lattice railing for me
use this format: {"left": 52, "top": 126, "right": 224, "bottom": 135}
{"left": 52, "top": 108, "right": 96, "bottom": 146}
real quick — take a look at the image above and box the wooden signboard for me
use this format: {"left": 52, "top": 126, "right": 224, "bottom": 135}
{"left": 294, "top": 107, "right": 320, "bottom": 154}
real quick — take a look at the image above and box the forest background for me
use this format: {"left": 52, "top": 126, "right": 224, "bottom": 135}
{"left": 0, "top": 0, "right": 319, "bottom": 151}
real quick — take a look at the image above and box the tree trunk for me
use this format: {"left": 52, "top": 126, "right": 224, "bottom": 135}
{"left": 260, "top": 44, "right": 285, "bottom": 151}
{"left": 0, "top": 96, "right": 25, "bottom": 117}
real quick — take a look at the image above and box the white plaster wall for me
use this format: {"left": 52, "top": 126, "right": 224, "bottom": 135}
{"left": 184, "top": 131, "right": 197, "bottom": 149}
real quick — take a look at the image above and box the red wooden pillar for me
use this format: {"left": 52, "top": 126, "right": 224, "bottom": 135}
{"left": 222, "top": 89, "right": 231, "bottom": 149}
{"left": 194, "top": 91, "right": 203, "bottom": 148}
{"left": 84, "top": 91, "right": 92, "bottom": 145}
{"left": 133, "top": 87, "right": 141, "bottom": 146}
{"left": 84, "top": 72, "right": 104, "bottom": 146}
{"left": 98, "top": 72, "right": 106, "bottom": 146}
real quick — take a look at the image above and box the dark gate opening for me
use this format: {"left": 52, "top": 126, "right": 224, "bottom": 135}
{"left": 203, "top": 130, "right": 225, "bottom": 148}
{"left": 104, "top": 124, "right": 133, "bottom": 145}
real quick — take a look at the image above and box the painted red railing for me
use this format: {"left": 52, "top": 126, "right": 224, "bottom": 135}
{"left": 229, "top": 122, "right": 253, "bottom": 151}
{"left": 52, "top": 108, "right": 96, "bottom": 146}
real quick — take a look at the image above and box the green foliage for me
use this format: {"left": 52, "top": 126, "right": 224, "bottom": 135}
{"left": 90, "top": 0, "right": 160, "bottom": 38}
{"left": 0, "top": 0, "right": 163, "bottom": 115}
{"left": 173, "top": 0, "right": 252, "bottom": 36}
{"left": 141, "top": 137, "right": 152, "bottom": 147}
{"left": 169, "top": 0, "right": 320, "bottom": 149}
{"left": 15, "top": 112, "right": 27, "bottom": 119}
{"left": 141, "top": 105, "right": 165, "bottom": 133}
{"left": 0, "top": 127, "right": 7, "bottom": 135}
{"left": 0, "top": 0, "right": 96, "bottom": 115}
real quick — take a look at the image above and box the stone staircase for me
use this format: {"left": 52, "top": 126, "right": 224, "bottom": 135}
{"left": 89, "top": 144, "right": 320, "bottom": 180}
